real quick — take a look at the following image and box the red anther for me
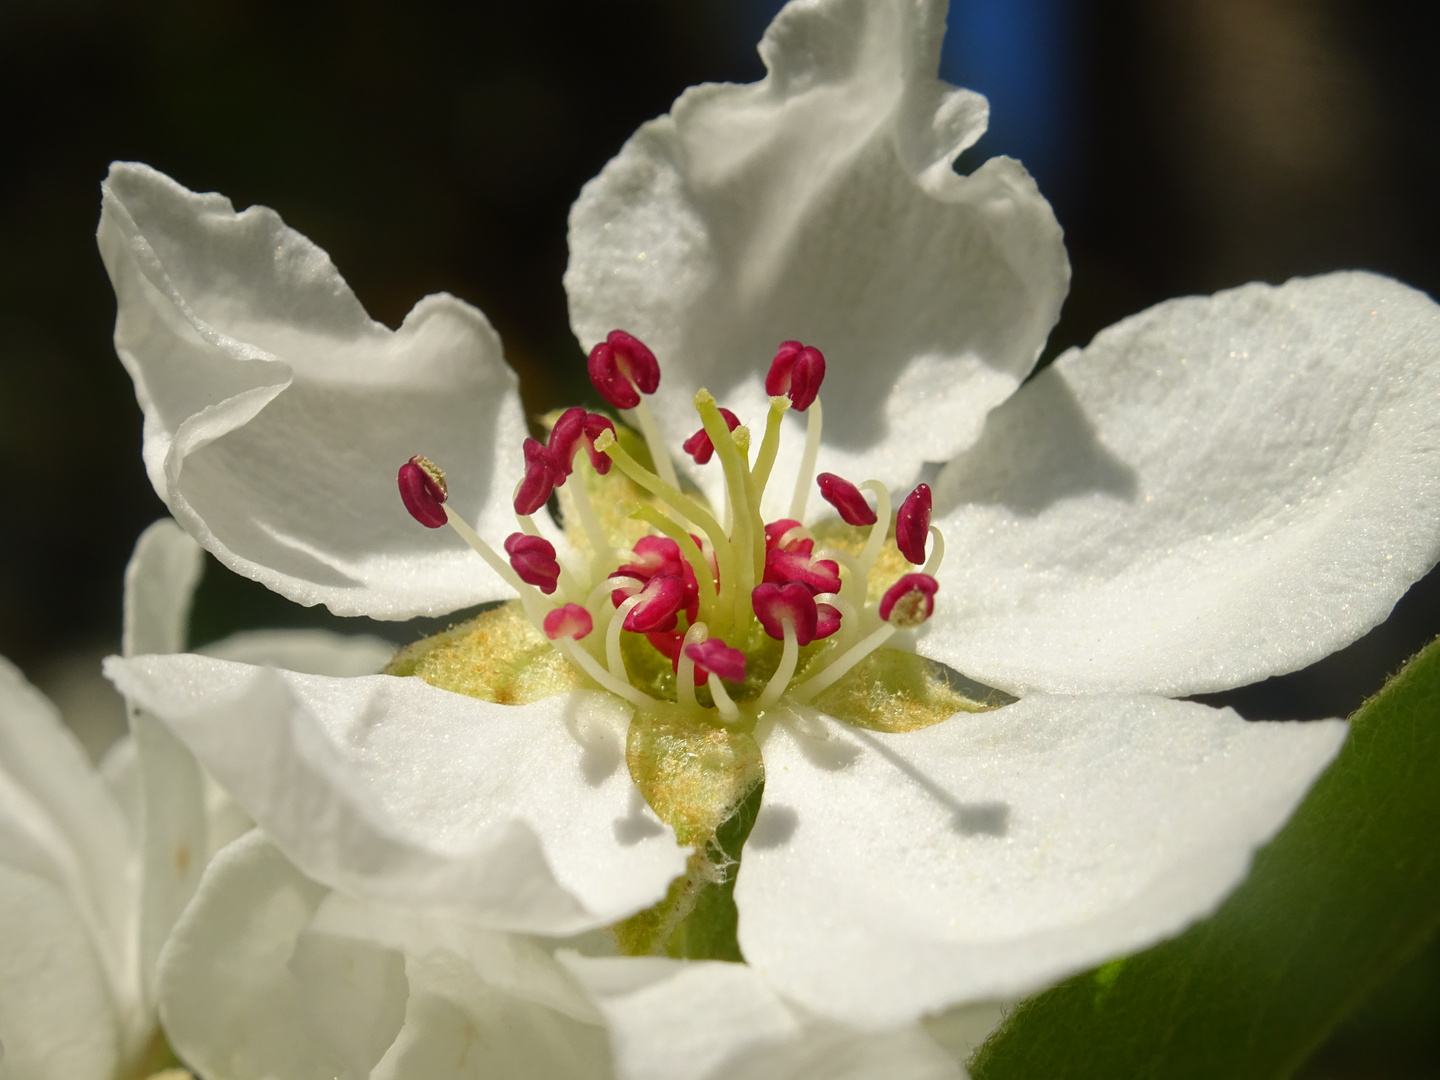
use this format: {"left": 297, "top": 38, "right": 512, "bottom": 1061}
{"left": 815, "top": 602, "right": 842, "bottom": 640}
{"left": 544, "top": 603, "right": 594, "bottom": 641}
{"left": 587, "top": 330, "right": 660, "bottom": 410}
{"left": 503, "top": 533, "right": 561, "bottom": 594}
{"left": 618, "top": 535, "right": 683, "bottom": 580}
{"left": 681, "top": 407, "right": 741, "bottom": 465}
{"left": 398, "top": 456, "right": 448, "bottom": 529}
{"left": 880, "top": 573, "right": 939, "bottom": 627}
{"left": 816, "top": 473, "right": 877, "bottom": 526}
{"left": 764, "top": 548, "right": 842, "bottom": 594}
{"left": 896, "top": 483, "right": 933, "bottom": 564}
{"left": 515, "top": 439, "right": 564, "bottom": 516}
{"left": 646, "top": 630, "right": 684, "bottom": 664}
{"left": 764, "top": 340, "right": 826, "bottom": 412}
{"left": 685, "top": 638, "right": 747, "bottom": 683}
{"left": 582, "top": 413, "right": 616, "bottom": 475}
{"left": 614, "top": 574, "right": 686, "bottom": 633}
{"left": 752, "top": 582, "right": 820, "bottom": 645}
{"left": 547, "top": 407, "right": 587, "bottom": 477}
{"left": 763, "top": 519, "right": 814, "bottom": 556}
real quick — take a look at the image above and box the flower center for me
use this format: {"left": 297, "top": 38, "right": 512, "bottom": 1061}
{"left": 397, "top": 333, "right": 947, "bottom": 726}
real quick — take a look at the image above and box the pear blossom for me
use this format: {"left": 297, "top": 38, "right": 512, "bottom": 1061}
{"left": 97, "top": 0, "right": 1440, "bottom": 1060}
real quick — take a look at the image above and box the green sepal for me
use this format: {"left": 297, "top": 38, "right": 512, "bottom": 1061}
{"left": 971, "top": 636, "right": 1440, "bottom": 1080}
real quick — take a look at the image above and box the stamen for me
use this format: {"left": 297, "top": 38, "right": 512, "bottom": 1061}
{"left": 846, "top": 481, "right": 892, "bottom": 614}
{"left": 788, "top": 399, "right": 823, "bottom": 521}
{"left": 752, "top": 583, "right": 819, "bottom": 645}
{"left": 757, "top": 618, "right": 799, "bottom": 709}
{"left": 628, "top": 504, "right": 717, "bottom": 627}
{"left": 707, "top": 674, "right": 740, "bottom": 723}
{"left": 682, "top": 408, "right": 741, "bottom": 465}
{"left": 439, "top": 506, "right": 548, "bottom": 629}
{"left": 543, "top": 604, "right": 593, "bottom": 641}
{"left": 786, "top": 624, "right": 897, "bottom": 703}
{"left": 685, "top": 638, "right": 747, "bottom": 684}
{"left": 555, "top": 637, "right": 655, "bottom": 708}
{"left": 398, "top": 456, "right": 448, "bottom": 528}
{"left": 766, "top": 520, "right": 814, "bottom": 555}
{"left": 586, "top": 330, "right": 659, "bottom": 410}
{"left": 765, "top": 341, "right": 826, "bottom": 413}
{"left": 516, "top": 438, "right": 564, "bottom": 516}
{"left": 764, "top": 548, "right": 842, "bottom": 594}
{"left": 608, "top": 593, "right": 646, "bottom": 683}
{"left": 816, "top": 473, "right": 877, "bottom": 526}
{"left": 879, "top": 573, "right": 939, "bottom": 628}
{"left": 676, "top": 622, "right": 708, "bottom": 710}
{"left": 595, "top": 427, "right": 740, "bottom": 635}
{"left": 503, "top": 532, "right": 561, "bottom": 594}
{"left": 564, "top": 459, "right": 617, "bottom": 577}
{"left": 896, "top": 483, "right": 933, "bottom": 565}
{"left": 921, "top": 526, "right": 946, "bottom": 577}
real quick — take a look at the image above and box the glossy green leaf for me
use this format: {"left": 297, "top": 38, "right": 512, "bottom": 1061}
{"left": 971, "top": 636, "right": 1440, "bottom": 1080}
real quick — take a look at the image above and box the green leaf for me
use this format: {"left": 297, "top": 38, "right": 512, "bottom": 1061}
{"left": 971, "top": 636, "right": 1440, "bottom": 1080}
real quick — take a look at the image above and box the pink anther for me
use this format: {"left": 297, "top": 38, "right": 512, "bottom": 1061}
{"left": 896, "top": 483, "right": 933, "bottom": 564}
{"left": 681, "top": 407, "right": 741, "bottom": 465}
{"left": 547, "top": 407, "right": 586, "bottom": 477}
{"left": 764, "top": 519, "right": 814, "bottom": 556}
{"left": 543, "top": 603, "right": 594, "bottom": 641}
{"left": 815, "top": 601, "right": 842, "bottom": 640}
{"left": 503, "top": 533, "right": 561, "bottom": 594}
{"left": 515, "top": 438, "right": 564, "bottom": 516}
{"left": 765, "top": 340, "right": 826, "bottom": 412}
{"left": 879, "top": 573, "right": 939, "bottom": 627}
{"left": 685, "top": 638, "right": 747, "bottom": 683}
{"left": 614, "top": 574, "right": 686, "bottom": 633}
{"left": 816, "top": 473, "right": 877, "bottom": 526}
{"left": 764, "top": 548, "right": 842, "bottom": 595}
{"left": 582, "top": 414, "right": 616, "bottom": 475}
{"left": 752, "top": 582, "right": 820, "bottom": 645}
{"left": 587, "top": 330, "right": 660, "bottom": 410}
{"left": 398, "top": 456, "right": 448, "bottom": 529}
{"left": 618, "top": 535, "right": 683, "bottom": 580}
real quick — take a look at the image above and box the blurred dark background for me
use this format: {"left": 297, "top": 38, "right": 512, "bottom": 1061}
{"left": 1, "top": 1, "right": 1436, "bottom": 1074}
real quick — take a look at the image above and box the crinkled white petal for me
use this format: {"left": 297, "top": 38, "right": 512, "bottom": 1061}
{"left": 566, "top": 0, "right": 1067, "bottom": 501}
{"left": 0, "top": 656, "right": 140, "bottom": 1041}
{"left": 105, "top": 654, "right": 688, "bottom": 934}
{"left": 159, "top": 831, "right": 612, "bottom": 1080}
{"left": 925, "top": 272, "right": 1440, "bottom": 695}
{"left": 561, "top": 953, "right": 964, "bottom": 1080}
{"left": 98, "top": 162, "right": 528, "bottom": 620}
{"left": 0, "top": 864, "right": 120, "bottom": 1080}
{"left": 736, "top": 695, "right": 1346, "bottom": 1025}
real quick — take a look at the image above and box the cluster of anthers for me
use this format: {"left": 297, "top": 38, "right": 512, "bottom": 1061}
{"left": 398, "top": 331, "right": 944, "bottom": 721}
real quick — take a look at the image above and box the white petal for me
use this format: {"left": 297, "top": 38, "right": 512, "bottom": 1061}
{"left": 561, "top": 954, "right": 963, "bottom": 1080}
{"left": 0, "top": 657, "right": 139, "bottom": 1029}
{"left": 123, "top": 519, "right": 203, "bottom": 658}
{"left": 157, "top": 830, "right": 393, "bottom": 1080}
{"left": 0, "top": 865, "right": 120, "bottom": 1080}
{"left": 98, "top": 162, "right": 529, "bottom": 619}
{"left": 122, "top": 519, "right": 209, "bottom": 1006}
{"left": 106, "top": 654, "right": 688, "bottom": 934}
{"left": 926, "top": 272, "right": 1440, "bottom": 695}
{"left": 735, "top": 696, "right": 1346, "bottom": 1025}
{"left": 566, "top": 0, "right": 1067, "bottom": 495}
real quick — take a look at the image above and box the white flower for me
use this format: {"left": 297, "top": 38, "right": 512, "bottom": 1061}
{"left": 99, "top": 0, "right": 1439, "bottom": 1052}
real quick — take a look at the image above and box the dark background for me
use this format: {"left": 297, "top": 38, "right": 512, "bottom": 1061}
{"left": 1, "top": 1, "right": 1436, "bottom": 1074}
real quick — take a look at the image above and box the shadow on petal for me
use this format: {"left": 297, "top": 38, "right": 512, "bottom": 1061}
{"left": 936, "top": 366, "right": 1139, "bottom": 517}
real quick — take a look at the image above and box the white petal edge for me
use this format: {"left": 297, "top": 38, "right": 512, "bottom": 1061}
{"left": 735, "top": 695, "right": 1346, "bottom": 1025}
{"left": 560, "top": 953, "right": 965, "bottom": 1080}
{"left": 925, "top": 271, "right": 1440, "bottom": 695}
{"left": 105, "top": 654, "right": 688, "bottom": 934}
{"left": 98, "top": 162, "right": 529, "bottom": 619}
{"left": 566, "top": 0, "right": 1068, "bottom": 500}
